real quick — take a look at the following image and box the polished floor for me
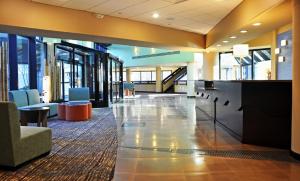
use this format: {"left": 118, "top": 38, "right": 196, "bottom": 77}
{"left": 113, "top": 94, "right": 300, "bottom": 181}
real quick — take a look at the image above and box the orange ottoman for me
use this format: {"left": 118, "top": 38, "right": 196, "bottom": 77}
{"left": 66, "top": 104, "right": 89, "bottom": 121}
{"left": 87, "top": 103, "right": 92, "bottom": 119}
{"left": 58, "top": 103, "right": 66, "bottom": 120}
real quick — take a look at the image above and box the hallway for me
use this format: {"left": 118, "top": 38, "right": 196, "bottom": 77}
{"left": 113, "top": 94, "right": 300, "bottom": 181}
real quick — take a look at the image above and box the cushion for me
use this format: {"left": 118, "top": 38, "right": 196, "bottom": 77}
{"left": 9, "top": 91, "right": 28, "bottom": 107}
{"left": 124, "top": 83, "right": 135, "bottom": 90}
{"left": 69, "top": 88, "right": 90, "bottom": 101}
{"left": 26, "top": 90, "right": 40, "bottom": 105}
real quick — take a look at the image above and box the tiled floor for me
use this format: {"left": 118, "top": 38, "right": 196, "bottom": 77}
{"left": 113, "top": 94, "right": 300, "bottom": 181}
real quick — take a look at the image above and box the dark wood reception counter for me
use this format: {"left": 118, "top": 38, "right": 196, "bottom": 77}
{"left": 195, "top": 80, "right": 292, "bottom": 149}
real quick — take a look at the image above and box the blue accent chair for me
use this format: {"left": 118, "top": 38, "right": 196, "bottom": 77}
{"left": 69, "top": 87, "right": 90, "bottom": 101}
{"left": 9, "top": 89, "right": 58, "bottom": 117}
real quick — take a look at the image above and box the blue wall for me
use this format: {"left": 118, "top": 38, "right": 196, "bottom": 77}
{"left": 108, "top": 45, "right": 194, "bottom": 67}
{"left": 277, "top": 30, "right": 292, "bottom": 80}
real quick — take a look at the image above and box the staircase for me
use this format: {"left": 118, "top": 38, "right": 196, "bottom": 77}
{"left": 162, "top": 67, "right": 187, "bottom": 93}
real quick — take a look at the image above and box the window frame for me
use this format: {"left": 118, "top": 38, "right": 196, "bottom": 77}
{"left": 219, "top": 48, "right": 271, "bottom": 80}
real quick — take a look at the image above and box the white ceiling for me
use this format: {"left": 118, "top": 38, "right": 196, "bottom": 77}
{"left": 32, "top": 0, "right": 243, "bottom": 34}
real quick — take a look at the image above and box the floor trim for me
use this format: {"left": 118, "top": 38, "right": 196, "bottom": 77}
{"left": 290, "top": 150, "right": 300, "bottom": 160}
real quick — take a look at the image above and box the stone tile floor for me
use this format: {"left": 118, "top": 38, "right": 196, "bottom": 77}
{"left": 113, "top": 94, "right": 300, "bottom": 181}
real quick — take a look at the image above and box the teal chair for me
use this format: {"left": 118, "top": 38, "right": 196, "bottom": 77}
{"left": 69, "top": 88, "right": 90, "bottom": 101}
{"left": 8, "top": 89, "right": 58, "bottom": 117}
{"left": 0, "top": 102, "right": 52, "bottom": 167}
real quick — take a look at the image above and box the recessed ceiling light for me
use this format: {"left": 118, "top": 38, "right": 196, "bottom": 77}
{"left": 252, "top": 22, "right": 262, "bottom": 26}
{"left": 230, "top": 36, "right": 237, "bottom": 39}
{"left": 217, "top": 44, "right": 222, "bottom": 47}
{"left": 223, "top": 40, "right": 229, "bottom": 43}
{"left": 152, "top": 13, "right": 160, "bottom": 19}
{"left": 240, "top": 30, "right": 248, "bottom": 33}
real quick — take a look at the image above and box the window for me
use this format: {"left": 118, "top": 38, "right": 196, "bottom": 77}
{"left": 0, "top": 33, "right": 9, "bottom": 100}
{"left": 141, "top": 71, "right": 152, "bottom": 81}
{"left": 219, "top": 49, "right": 270, "bottom": 80}
{"left": 253, "top": 49, "right": 271, "bottom": 80}
{"left": 131, "top": 71, "right": 156, "bottom": 83}
{"left": 17, "top": 36, "right": 30, "bottom": 90}
{"left": 123, "top": 71, "right": 126, "bottom": 82}
{"left": 36, "top": 41, "right": 46, "bottom": 93}
{"left": 131, "top": 72, "right": 141, "bottom": 82}
{"left": 151, "top": 71, "right": 156, "bottom": 81}
{"left": 162, "top": 70, "right": 172, "bottom": 79}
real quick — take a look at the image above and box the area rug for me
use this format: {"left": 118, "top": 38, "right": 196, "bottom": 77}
{"left": 0, "top": 108, "right": 118, "bottom": 181}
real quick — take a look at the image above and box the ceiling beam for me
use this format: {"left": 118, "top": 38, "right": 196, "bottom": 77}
{"left": 206, "top": 0, "right": 291, "bottom": 49}
{"left": 0, "top": 0, "right": 205, "bottom": 51}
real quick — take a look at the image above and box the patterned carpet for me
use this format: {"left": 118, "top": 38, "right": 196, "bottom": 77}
{"left": 0, "top": 108, "right": 118, "bottom": 181}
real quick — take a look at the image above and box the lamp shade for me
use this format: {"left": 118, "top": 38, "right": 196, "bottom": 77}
{"left": 233, "top": 44, "right": 249, "bottom": 57}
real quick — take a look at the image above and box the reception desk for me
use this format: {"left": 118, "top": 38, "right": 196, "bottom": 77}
{"left": 195, "top": 80, "right": 292, "bottom": 149}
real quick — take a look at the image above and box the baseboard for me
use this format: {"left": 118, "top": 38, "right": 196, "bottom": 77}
{"left": 290, "top": 150, "right": 300, "bottom": 160}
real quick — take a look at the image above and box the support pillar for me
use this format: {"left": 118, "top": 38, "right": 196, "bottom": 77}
{"left": 291, "top": 0, "right": 300, "bottom": 159}
{"left": 156, "top": 67, "right": 162, "bottom": 92}
{"left": 126, "top": 68, "right": 131, "bottom": 82}
{"left": 187, "top": 53, "right": 203, "bottom": 97}
{"left": 203, "top": 52, "right": 216, "bottom": 80}
{"left": 187, "top": 62, "right": 196, "bottom": 97}
{"left": 271, "top": 30, "right": 278, "bottom": 80}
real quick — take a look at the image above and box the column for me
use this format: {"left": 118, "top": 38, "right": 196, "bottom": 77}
{"left": 187, "top": 62, "right": 196, "bottom": 97}
{"left": 155, "top": 67, "right": 162, "bottom": 92}
{"left": 187, "top": 53, "right": 203, "bottom": 97}
{"left": 126, "top": 68, "right": 131, "bottom": 82}
{"left": 271, "top": 30, "right": 278, "bottom": 80}
{"left": 203, "top": 52, "right": 216, "bottom": 80}
{"left": 292, "top": 0, "right": 300, "bottom": 159}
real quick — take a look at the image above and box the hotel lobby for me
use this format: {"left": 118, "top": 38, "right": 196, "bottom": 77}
{"left": 0, "top": 0, "right": 300, "bottom": 180}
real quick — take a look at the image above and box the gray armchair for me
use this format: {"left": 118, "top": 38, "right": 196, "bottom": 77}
{"left": 0, "top": 102, "right": 52, "bottom": 167}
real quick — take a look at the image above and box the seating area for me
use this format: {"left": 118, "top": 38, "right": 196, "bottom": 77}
{"left": 123, "top": 82, "right": 135, "bottom": 96}
{"left": 2, "top": 0, "right": 300, "bottom": 180}
{"left": 9, "top": 89, "right": 58, "bottom": 117}
{"left": 58, "top": 102, "right": 92, "bottom": 121}
{"left": 0, "top": 102, "right": 52, "bottom": 167}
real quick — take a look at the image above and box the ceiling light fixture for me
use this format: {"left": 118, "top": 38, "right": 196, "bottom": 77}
{"left": 230, "top": 36, "right": 237, "bottom": 39}
{"left": 240, "top": 30, "right": 248, "bottom": 33}
{"left": 252, "top": 22, "right": 262, "bottom": 26}
{"left": 152, "top": 13, "right": 160, "bottom": 19}
{"left": 217, "top": 44, "right": 222, "bottom": 47}
{"left": 223, "top": 40, "right": 229, "bottom": 43}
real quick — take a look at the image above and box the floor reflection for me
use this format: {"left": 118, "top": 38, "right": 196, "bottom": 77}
{"left": 113, "top": 94, "right": 300, "bottom": 181}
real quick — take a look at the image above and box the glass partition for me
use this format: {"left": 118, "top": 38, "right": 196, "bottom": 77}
{"left": 0, "top": 33, "right": 9, "bottom": 101}
{"left": 17, "top": 36, "right": 30, "bottom": 90}
{"left": 36, "top": 41, "right": 46, "bottom": 93}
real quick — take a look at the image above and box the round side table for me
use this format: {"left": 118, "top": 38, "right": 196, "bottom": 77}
{"left": 18, "top": 107, "right": 50, "bottom": 127}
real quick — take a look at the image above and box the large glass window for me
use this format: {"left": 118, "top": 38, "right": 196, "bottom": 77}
{"left": 131, "top": 71, "right": 156, "bottom": 82}
{"left": 0, "top": 33, "right": 9, "bottom": 100}
{"left": 74, "top": 54, "right": 84, "bottom": 88}
{"left": 131, "top": 72, "right": 141, "bottom": 82}
{"left": 36, "top": 41, "right": 46, "bottom": 93}
{"left": 162, "top": 70, "right": 172, "bottom": 79}
{"left": 141, "top": 71, "right": 152, "bottom": 81}
{"left": 123, "top": 71, "right": 127, "bottom": 82}
{"left": 17, "top": 36, "right": 30, "bottom": 90}
{"left": 219, "top": 49, "right": 270, "bottom": 80}
{"left": 253, "top": 49, "right": 271, "bottom": 80}
{"left": 151, "top": 71, "right": 156, "bottom": 81}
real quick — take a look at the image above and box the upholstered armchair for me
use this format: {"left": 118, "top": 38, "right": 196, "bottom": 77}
{"left": 69, "top": 87, "right": 90, "bottom": 101}
{"left": 0, "top": 102, "right": 52, "bottom": 167}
